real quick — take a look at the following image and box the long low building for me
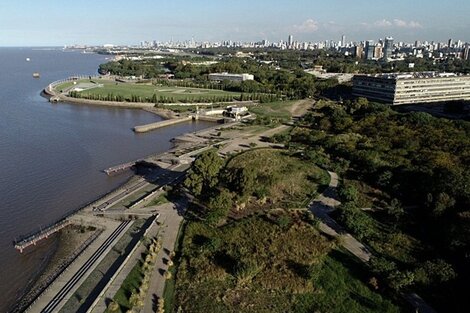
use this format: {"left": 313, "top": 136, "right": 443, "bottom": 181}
{"left": 352, "top": 72, "right": 470, "bottom": 105}
{"left": 209, "top": 72, "right": 254, "bottom": 82}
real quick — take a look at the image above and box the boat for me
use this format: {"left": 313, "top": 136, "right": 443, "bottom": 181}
{"left": 32, "top": 72, "right": 40, "bottom": 78}
{"left": 26, "top": 58, "right": 31, "bottom": 62}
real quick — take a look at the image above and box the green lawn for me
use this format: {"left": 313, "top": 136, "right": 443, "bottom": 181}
{"left": 54, "top": 80, "right": 85, "bottom": 92}
{"left": 146, "top": 192, "right": 170, "bottom": 207}
{"left": 56, "top": 79, "right": 241, "bottom": 102}
{"left": 249, "top": 100, "right": 296, "bottom": 120}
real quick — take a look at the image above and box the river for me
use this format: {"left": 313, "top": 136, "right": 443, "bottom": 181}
{"left": 0, "top": 47, "right": 212, "bottom": 311}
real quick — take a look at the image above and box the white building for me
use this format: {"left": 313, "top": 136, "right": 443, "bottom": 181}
{"left": 208, "top": 72, "right": 254, "bottom": 82}
{"left": 353, "top": 72, "right": 470, "bottom": 105}
{"left": 224, "top": 106, "right": 249, "bottom": 120}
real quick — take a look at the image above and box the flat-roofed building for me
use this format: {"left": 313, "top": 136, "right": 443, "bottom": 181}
{"left": 353, "top": 72, "right": 470, "bottom": 105}
{"left": 208, "top": 72, "right": 254, "bottom": 82}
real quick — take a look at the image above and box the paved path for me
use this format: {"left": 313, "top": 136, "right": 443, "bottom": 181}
{"left": 310, "top": 171, "right": 371, "bottom": 262}
{"left": 142, "top": 202, "right": 185, "bottom": 313}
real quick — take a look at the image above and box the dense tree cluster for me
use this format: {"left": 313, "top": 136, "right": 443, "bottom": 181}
{"left": 291, "top": 99, "right": 470, "bottom": 311}
{"left": 99, "top": 59, "right": 166, "bottom": 77}
{"left": 193, "top": 47, "right": 470, "bottom": 74}
{"left": 98, "top": 55, "right": 341, "bottom": 101}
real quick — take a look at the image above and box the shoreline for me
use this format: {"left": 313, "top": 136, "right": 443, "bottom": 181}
{"left": 10, "top": 226, "right": 99, "bottom": 313}
{"left": 42, "top": 79, "right": 176, "bottom": 119}
{"left": 10, "top": 117, "right": 228, "bottom": 311}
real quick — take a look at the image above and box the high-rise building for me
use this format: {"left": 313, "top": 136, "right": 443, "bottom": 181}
{"left": 365, "top": 40, "right": 375, "bottom": 60}
{"left": 341, "top": 35, "right": 346, "bottom": 47}
{"left": 355, "top": 44, "right": 364, "bottom": 59}
{"left": 448, "top": 38, "right": 453, "bottom": 48}
{"left": 374, "top": 45, "right": 383, "bottom": 59}
{"left": 383, "top": 37, "right": 394, "bottom": 60}
{"left": 464, "top": 44, "right": 470, "bottom": 60}
{"left": 288, "top": 35, "right": 294, "bottom": 47}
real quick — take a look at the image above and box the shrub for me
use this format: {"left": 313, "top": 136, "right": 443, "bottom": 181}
{"left": 338, "top": 183, "right": 359, "bottom": 203}
{"left": 337, "top": 202, "right": 376, "bottom": 240}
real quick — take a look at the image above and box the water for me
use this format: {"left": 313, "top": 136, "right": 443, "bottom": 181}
{"left": 0, "top": 48, "right": 212, "bottom": 311}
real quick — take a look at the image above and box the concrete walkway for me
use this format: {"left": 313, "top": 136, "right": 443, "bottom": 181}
{"left": 142, "top": 202, "right": 184, "bottom": 313}
{"left": 310, "top": 171, "right": 371, "bottom": 262}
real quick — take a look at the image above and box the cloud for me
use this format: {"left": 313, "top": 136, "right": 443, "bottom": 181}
{"left": 371, "top": 18, "right": 423, "bottom": 29}
{"left": 374, "top": 19, "right": 393, "bottom": 27}
{"left": 293, "top": 19, "right": 319, "bottom": 33}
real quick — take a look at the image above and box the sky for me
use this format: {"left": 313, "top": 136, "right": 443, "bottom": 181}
{"left": 0, "top": 0, "right": 469, "bottom": 46}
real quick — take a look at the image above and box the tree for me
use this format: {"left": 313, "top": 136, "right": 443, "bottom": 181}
{"left": 377, "top": 170, "right": 393, "bottom": 188}
{"left": 207, "top": 188, "right": 233, "bottom": 213}
{"left": 184, "top": 149, "right": 224, "bottom": 198}
{"left": 225, "top": 166, "right": 257, "bottom": 197}
{"left": 388, "top": 270, "right": 415, "bottom": 291}
{"left": 413, "top": 259, "right": 456, "bottom": 286}
{"left": 386, "top": 198, "right": 404, "bottom": 221}
{"left": 370, "top": 256, "right": 397, "bottom": 275}
{"left": 337, "top": 202, "right": 376, "bottom": 240}
{"left": 432, "top": 192, "right": 456, "bottom": 217}
{"left": 206, "top": 188, "right": 234, "bottom": 225}
{"left": 107, "top": 301, "right": 120, "bottom": 313}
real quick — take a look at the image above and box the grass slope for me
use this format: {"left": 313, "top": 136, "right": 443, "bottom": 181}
{"left": 226, "top": 149, "right": 329, "bottom": 208}
{"left": 171, "top": 215, "right": 399, "bottom": 313}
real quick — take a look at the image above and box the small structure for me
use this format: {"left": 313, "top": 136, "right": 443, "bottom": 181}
{"left": 224, "top": 106, "right": 249, "bottom": 120}
{"left": 209, "top": 72, "right": 254, "bottom": 82}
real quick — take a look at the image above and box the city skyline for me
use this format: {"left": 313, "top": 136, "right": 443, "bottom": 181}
{"left": 0, "top": 0, "right": 469, "bottom": 46}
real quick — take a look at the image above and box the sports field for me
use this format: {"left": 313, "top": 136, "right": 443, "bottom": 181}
{"left": 55, "top": 79, "right": 241, "bottom": 102}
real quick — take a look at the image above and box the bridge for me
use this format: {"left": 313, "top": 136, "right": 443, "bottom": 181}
{"left": 14, "top": 218, "right": 71, "bottom": 253}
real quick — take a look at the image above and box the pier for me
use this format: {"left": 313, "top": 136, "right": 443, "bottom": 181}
{"left": 133, "top": 116, "right": 193, "bottom": 133}
{"left": 14, "top": 218, "right": 71, "bottom": 253}
{"left": 103, "top": 160, "right": 142, "bottom": 176}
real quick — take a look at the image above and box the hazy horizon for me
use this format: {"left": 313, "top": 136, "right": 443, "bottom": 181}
{"left": 0, "top": 0, "right": 469, "bottom": 46}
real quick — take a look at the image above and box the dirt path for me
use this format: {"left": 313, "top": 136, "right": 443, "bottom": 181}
{"left": 288, "top": 99, "right": 314, "bottom": 117}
